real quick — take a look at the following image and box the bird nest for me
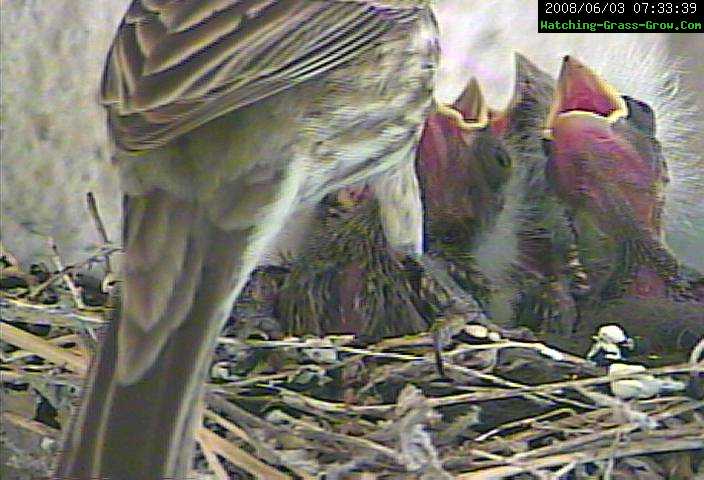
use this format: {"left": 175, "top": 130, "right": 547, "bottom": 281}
{"left": 1, "top": 245, "right": 702, "bottom": 480}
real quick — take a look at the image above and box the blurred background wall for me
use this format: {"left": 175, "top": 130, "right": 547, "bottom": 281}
{"left": 1, "top": 1, "right": 701, "bottom": 270}
{"left": 1, "top": 0, "right": 129, "bottom": 267}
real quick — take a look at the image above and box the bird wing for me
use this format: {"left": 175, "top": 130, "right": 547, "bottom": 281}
{"left": 103, "top": 0, "right": 423, "bottom": 151}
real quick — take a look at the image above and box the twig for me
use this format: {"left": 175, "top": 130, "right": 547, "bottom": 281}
{"left": 205, "top": 392, "right": 319, "bottom": 479}
{"left": 240, "top": 337, "right": 594, "bottom": 408}
{"left": 4, "top": 333, "right": 84, "bottom": 362}
{"left": 456, "top": 436, "right": 704, "bottom": 479}
{"left": 25, "top": 245, "right": 120, "bottom": 301}
{"left": 550, "top": 460, "right": 578, "bottom": 480}
{"left": 86, "top": 192, "right": 112, "bottom": 274}
{"left": 433, "top": 363, "right": 701, "bottom": 405}
{"left": 194, "top": 427, "right": 231, "bottom": 480}
{"left": 602, "top": 430, "right": 622, "bottom": 480}
{"left": 507, "top": 401, "right": 703, "bottom": 463}
{"left": 196, "top": 427, "right": 292, "bottom": 480}
{"left": 48, "top": 239, "right": 86, "bottom": 309}
{"left": 441, "top": 362, "right": 596, "bottom": 410}
{"left": 692, "top": 338, "right": 704, "bottom": 362}
{"left": 202, "top": 409, "right": 252, "bottom": 445}
{"left": 466, "top": 449, "right": 551, "bottom": 480}
{"left": 0, "top": 369, "right": 82, "bottom": 387}
{"left": 474, "top": 408, "right": 577, "bottom": 442}
{"left": 0, "top": 296, "right": 106, "bottom": 328}
{"left": 266, "top": 410, "right": 398, "bottom": 460}
{"left": 269, "top": 386, "right": 395, "bottom": 416}
{"left": 0, "top": 321, "right": 88, "bottom": 375}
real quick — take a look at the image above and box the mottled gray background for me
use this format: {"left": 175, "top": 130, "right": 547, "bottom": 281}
{"left": 1, "top": 1, "right": 701, "bottom": 269}
{"left": 1, "top": 0, "right": 127, "bottom": 266}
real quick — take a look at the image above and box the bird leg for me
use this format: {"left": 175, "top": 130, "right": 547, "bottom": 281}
{"left": 402, "top": 254, "right": 490, "bottom": 378}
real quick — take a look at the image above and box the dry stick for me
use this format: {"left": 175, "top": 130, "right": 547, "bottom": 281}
{"left": 214, "top": 370, "right": 297, "bottom": 389}
{"left": 0, "top": 369, "right": 82, "bottom": 388}
{"left": 208, "top": 390, "right": 297, "bottom": 433}
{"left": 0, "top": 296, "right": 106, "bottom": 327}
{"left": 203, "top": 409, "right": 314, "bottom": 480}
{"left": 509, "top": 401, "right": 704, "bottom": 463}
{"left": 48, "top": 239, "right": 86, "bottom": 310}
{"left": 602, "top": 430, "right": 622, "bottom": 480}
{"left": 204, "top": 410, "right": 324, "bottom": 480}
{"left": 0, "top": 321, "right": 87, "bottom": 375}
{"left": 476, "top": 397, "right": 690, "bottom": 455}
{"left": 444, "top": 340, "right": 595, "bottom": 369}
{"left": 442, "top": 362, "right": 595, "bottom": 410}
{"left": 465, "top": 449, "right": 551, "bottom": 480}
{"left": 202, "top": 408, "right": 253, "bottom": 444}
{"left": 194, "top": 427, "right": 230, "bottom": 480}
{"left": 25, "top": 245, "right": 120, "bottom": 301}
{"left": 86, "top": 192, "right": 112, "bottom": 274}
{"left": 241, "top": 338, "right": 593, "bottom": 409}
{"left": 474, "top": 407, "right": 577, "bottom": 442}
{"left": 429, "top": 363, "right": 702, "bottom": 406}
{"left": 26, "top": 272, "right": 63, "bottom": 301}
{"left": 4, "top": 333, "right": 85, "bottom": 362}
{"left": 456, "top": 437, "right": 704, "bottom": 480}
{"left": 268, "top": 410, "right": 398, "bottom": 460}
{"left": 205, "top": 392, "right": 320, "bottom": 480}
{"left": 194, "top": 396, "right": 230, "bottom": 480}
{"left": 197, "top": 427, "right": 292, "bottom": 480}
{"left": 550, "top": 460, "right": 578, "bottom": 480}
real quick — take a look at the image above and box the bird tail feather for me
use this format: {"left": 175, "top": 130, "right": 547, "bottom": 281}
{"left": 56, "top": 190, "right": 254, "bottom": 479}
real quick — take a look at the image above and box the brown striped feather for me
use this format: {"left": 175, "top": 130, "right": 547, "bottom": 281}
{"left": 102, "top": 0, "right": 424, "bottom": 151}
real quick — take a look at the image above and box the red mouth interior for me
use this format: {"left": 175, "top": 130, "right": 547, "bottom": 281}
{"left": 555, "top": 56, "right": 622, "bottom": 118}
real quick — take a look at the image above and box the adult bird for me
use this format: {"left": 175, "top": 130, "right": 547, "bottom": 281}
{"left": 55, "top": 1, "right": 439, "bottom": 478}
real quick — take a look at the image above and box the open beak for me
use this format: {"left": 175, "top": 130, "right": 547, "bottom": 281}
{"left": 452, "top": 77, "right": 489, "bottom": 128}
{"left": 543, "top": 56, "right": 663, "bottom": 228}
{"left": 544, "top": 56, "right": 675, "bottom": 293}
{"left": 418, "top": 77, "right": 510, "bottom": 239}
{"left": 545, "top": 55, "right": 627, "bottom": 138}
{"left": 434, "top": 77, "right": 488, "bottom": 133}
